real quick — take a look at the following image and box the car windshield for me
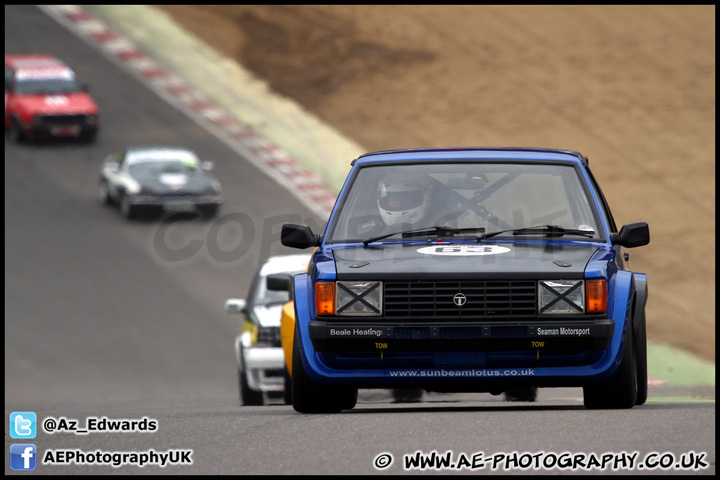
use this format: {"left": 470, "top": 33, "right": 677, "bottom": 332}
{"left": 14, "top": 78, "right": 84, "bottom": 94}
{"left": 128, "top": 159, "right": 200, "bottom": 176}
{"left": 252, "top": 276, "right": 290, "bottom": 306}
{"left": 327, "top": 162, "right": 602, "bottom": 243}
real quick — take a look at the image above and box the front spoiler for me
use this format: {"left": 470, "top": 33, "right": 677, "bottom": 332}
{"left": 128, "top": 195, "right": 222, "bottom": 207}
{"left": 237, "top": 340, "right": 285, "bottom": 392}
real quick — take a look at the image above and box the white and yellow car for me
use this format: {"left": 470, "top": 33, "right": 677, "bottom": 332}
{"left": 225, "top": 254, "right": 311, "bottom": 406}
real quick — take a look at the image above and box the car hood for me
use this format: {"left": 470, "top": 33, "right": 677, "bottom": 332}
{"left": 252, "top": 304, "right": 283, "bottom": 328}
{"left": 330, "top": 242, "right": 600, "bottom": 280}
{"left": 15, "top": 92, "right": 98, "bottom": 115}
{"left": 132, "top": 171, "right": 218, "bottom": 194}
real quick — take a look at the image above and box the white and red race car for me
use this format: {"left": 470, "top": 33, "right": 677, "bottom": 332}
{"left": 5, "top": 54, "right": 100, "bottom": 142}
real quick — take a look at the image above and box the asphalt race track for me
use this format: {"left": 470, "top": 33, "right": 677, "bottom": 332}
{"left": 4, "top": 5, "right": 715, "bottom": 475}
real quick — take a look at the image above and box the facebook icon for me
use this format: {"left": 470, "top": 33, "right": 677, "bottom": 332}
{"left": 10, "top": 444, "right": 37, "bottom": 471}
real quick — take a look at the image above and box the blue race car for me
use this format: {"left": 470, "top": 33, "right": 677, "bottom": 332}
{"left": 281, "top": 148, "right": 650, "bottom": 413}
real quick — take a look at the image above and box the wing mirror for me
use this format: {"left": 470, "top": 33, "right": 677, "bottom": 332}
{"left": 281, "top": 223, "right": 321, "bottom": 249}
{"left": 267, "top": 274, "right": 292, "bottom": 292}
{"left": 611, "top": 222, "right": 650, "bottom": 248}
{"left": 224, "top": 298, "right": 247, "bottom": 314}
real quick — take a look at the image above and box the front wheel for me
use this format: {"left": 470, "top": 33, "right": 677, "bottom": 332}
{"left": 291, "top": 326, "right": 354, "bottom": 413}
{"left": 392, "top": 388, "right": 424, "bottom": 403}
{"left": 198, "top": 204, "right": 220, "bottom": 219}
{"left": 99, "top": 180, "right": 114, "bottom": 206}
{"left": 120, "top": 194, "right": 137, "bottom": 219}
{"left": 634, "top": 306, "right": 648, "bottom": 406}
{"left": 8, "top": 118, "right": 26, "bottom": 143}
{"left": 283, "top": 367, "right": 292, "bottom": 405}
{"left": 238, "top": 366, "right": 264, "bottom": 406}
{"left": 503, "top": 386, "right": 538, "bottom": 402}
{"left": 583, "top": 323, "right": 637, "bottom": 409}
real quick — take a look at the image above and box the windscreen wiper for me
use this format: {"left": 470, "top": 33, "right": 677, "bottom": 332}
{"left": 363, "top": 225, "right": 486, "bottom": 247}
{"left": 477, "top": 225, "right": 595, "bottom": 241}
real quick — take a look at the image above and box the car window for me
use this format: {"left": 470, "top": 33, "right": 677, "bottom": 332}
{"left": 251, "top": 275, "right": 290, "bottom": 306}
{"left": 14, "top": 77, "right": 83, "bottom": 94}
{"left": 128, "top": 159, "right": 200, "bottom": 176}
{"left": 327, "top": 162, "right": 602, "bottom": 243}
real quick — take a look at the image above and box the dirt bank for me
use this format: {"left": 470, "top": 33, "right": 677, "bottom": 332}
{"left": 157, "top": 5, "right": 715, "bottom": 361}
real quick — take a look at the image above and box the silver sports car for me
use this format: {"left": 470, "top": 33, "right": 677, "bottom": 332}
{"left": 99, "top": 146, "right": 223, "bottom": 219}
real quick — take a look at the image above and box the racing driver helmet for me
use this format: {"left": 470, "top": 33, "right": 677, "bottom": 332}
{"left": 377, "top": 172, "right": 431, "bottom": 225}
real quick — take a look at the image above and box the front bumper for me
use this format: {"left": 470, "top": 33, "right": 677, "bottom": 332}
{"left": 299, "top": 318, "right": 625, "bottom": 389}
{"left": 127, "top": 194, "right": 222, "bottom": 210}
{"left": 240, "top": 344, "right": 285, "bottom": 392}
{"left": 309, "top": 319, "right": 613, "bottom": 352}
{"left": 28, "top": 123, "right": 98, "bottom": 139}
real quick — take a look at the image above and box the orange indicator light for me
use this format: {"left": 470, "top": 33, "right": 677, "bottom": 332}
{"left": 586, "top": 279, "right": 607, "bottom": 313}
{"left": 315, "top": 282, "right": 336, "bottom": 315}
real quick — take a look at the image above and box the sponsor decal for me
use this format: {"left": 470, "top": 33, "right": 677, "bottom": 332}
{"left": 535, "top": 326, "right": 591, "bottom": 336}
{"left": 417, "top": 245, "right": 511, "bottom": 256}
{"left": 329, "top": 327, "right": 385, "bottom": 337}
{"left": 45, "top": 95, "right": 69, "bottom": 106}
{"left": 16, "top": 68, "right": 75, "bottom": 81}
{"left": 389, "top": 368, "right": 535, "bottom": 377}
{"left": 159, "top": 173, "right": 188, "bottom": 190}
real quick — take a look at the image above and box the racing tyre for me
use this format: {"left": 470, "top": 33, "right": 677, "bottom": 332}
{"left": 291, "top": 326, "right": 352, "bottom": 413}
{"left": 283, "top": 368, "right": 292, "bottom": 405}
{"left": 503, "top": 386, "right": 538, "bottom": 402}
{"left": 120, "top": 194, "right": 137, "bottom": 219}
{"left": 99, "top": 181, "right": 114, "bottom": 206}
{"left": 634, "top": 305, "right": 648, "bottom": 406}
{"left": 392, "top": 388, "right": 424, "bottom": 403}
{"left": 8, "top": 118, "right": 25, "bottom": 144}
{"left": 198, "top": 204, "right": 220, "bottom": 219}
{"left": 583, "top": 323, "right": 637, "bottom": 409}
{"left": 342, "top": 386, "right": 358, "bottom": 410}
{"left": 238, "top": 368, "right": 264, "bottom": 406}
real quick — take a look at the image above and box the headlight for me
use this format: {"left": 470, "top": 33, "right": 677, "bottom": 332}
{"left": 315, "top": 281, "right": 383, "bottom": 316}
{"left": 125, "top": 179, "right": 146, "bottom": 195}
{"left": 538, "top": 280, "right": 585, "bottom": 314}
{"left": 85, "top": 114, "right": 98, "bottom": 125}
{"left": 126, "top": 183, "right": 141, "bottom": 195}
{"left": 204, "top": 185, "right": 220, "bottom": 195}
{"left": 244, "top": 324, "right": 281, "bottom": 347}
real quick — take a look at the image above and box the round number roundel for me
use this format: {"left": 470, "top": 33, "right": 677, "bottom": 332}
{"left": 417, "top": 245, "right": 511, "bottom": 256}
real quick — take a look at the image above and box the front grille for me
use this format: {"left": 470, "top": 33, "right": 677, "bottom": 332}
{"left": 156, "top": 193, "right": 200, "bottom": 198}
{"left": 37, "top": 114, "right": 88, "bottom": 125}
{"left": 384, "top": 280, "right": 536, "bottom": 320}
{"left": 257, "top": 326, "right": 281, "bottom": 345}
{"left": 394, "top": 327, "right": 431, "bottom": 340}
{"left": 439, "top": 326, "right": 486, "bottom": 339}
